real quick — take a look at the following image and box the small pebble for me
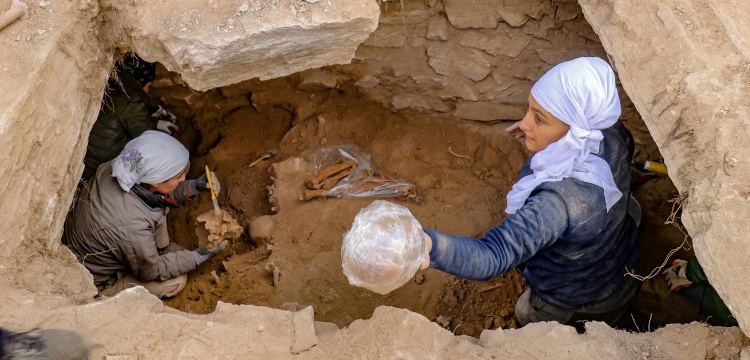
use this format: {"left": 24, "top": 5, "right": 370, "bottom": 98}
{"left": 415, "top": 274, "right": 425, "bottom": 285}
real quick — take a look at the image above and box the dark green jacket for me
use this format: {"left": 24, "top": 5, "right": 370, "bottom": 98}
{"left": 686, "top": 257, "right": 738, "bottom": 327}
{"left": 82, "top": 72, "right": 159, "bottom": 180}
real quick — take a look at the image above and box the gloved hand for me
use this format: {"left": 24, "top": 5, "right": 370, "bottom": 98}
{"left": 505, "top": 120, "right": 525, "bottom": 140}
{"left": 151, "top": 105, "right": 177, "bottom": 122}
{"left": 662, "top": 259, "right": 693, "bottom": 291}
{"left": 191, "top": 171, "right": 220, "bottom": 196}
{"left": 194, "top": 240, "right": 229, "bottom": 264}
{"left": 156, "top": 120, "right": 179, "bottom": 135}
{"left": 152, "top": 105, "right": 179, "bottom": 135}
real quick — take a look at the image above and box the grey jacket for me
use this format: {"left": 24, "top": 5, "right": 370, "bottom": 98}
{"left": 64, "top": 162, "right": 199, "bottom": 289}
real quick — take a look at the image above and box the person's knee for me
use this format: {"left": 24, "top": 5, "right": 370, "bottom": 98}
{"left": 514, "top": 289, "right": 573, "bottom": 326}
{"left": 145, "top": 274, "right": 187, "bottom": 298}
{"left": 160, "top": 274, "right": 187, "bottom": 298}
{"left": 154, "top": 219, "right": 170, "bottom": 249}
{"left": 514, "top": 289, "right": 533, "bottom": 326}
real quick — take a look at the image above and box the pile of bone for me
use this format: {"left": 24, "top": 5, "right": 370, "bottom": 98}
{"left": 299, "top": 157, "right": 419, "bottom": 201}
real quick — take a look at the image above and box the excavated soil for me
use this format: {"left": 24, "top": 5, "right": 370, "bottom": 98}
{"left": 148, "top": 68, "right": 702, "bottom": 337}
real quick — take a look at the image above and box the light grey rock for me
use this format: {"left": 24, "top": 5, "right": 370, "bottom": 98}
{"left": 426, "top": 15, "right": 450, "bottom": 41}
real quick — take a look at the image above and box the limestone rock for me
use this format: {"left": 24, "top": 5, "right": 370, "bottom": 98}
{"left": 579, "top": 0, "right": 750, "bottom": 334}
{"left": 522, "top": 15, "right": 558, "bottom": 38}
{"left": 355, "top": 75, "right": 379, "bottom": 89}
{"left": 126, "top": 0, "right": 380, "bottom": 90}
{"left": 427, "top": 42, "right": 491, "bottom": 81}
{"left": 444, "top": 0, "right": 501, "bottom": 29}
{"left": 426, "top": 15, "right": 450, "bottom": 41}
{"left": 363, "top": 23, "right": 407, "bottom": 48}
{"left": 741, "top": 347, "right": 750, "bottom": 360}
{"left": 443, "top": 0, "right": 549, "bottom": 29}
{"left": 454, "top": 100, "right": 524, "bottom": 121}
{"left": 710, "top": 0, "right": 750, "bottom": 60}
{"left": 298, "top": 69, "right": 338, "bottom": 90}
{"left": 439, "top": 76, "right": 480, "bottom": 102}
{"left": 457, "top": 28, "right": 532, "bottom": 58}
{"left": 291, "top": 306, "right": 318, "bottom": 354}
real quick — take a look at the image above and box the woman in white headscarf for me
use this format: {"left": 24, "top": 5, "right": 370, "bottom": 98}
{"left": 419, "top": 57, "right": 641, "bottom": 331}
{"left": 64, "top": 130, "right": 227, "bottom": 298}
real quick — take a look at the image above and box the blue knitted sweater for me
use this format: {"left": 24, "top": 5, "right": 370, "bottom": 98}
{"left": 425, "top": 121, "right": 639, "bottom": 308}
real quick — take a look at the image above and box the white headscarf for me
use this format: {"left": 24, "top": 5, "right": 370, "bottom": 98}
{"left": 505, "top": 57, "right": 623, "bottom": 214}
{"left": 111, "top": 130, "right": 189, "bottom": 192}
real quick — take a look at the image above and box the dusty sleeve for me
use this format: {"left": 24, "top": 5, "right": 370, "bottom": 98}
{"left": 425, "top": 190, "right": 569, "bottom": 280}
{"left": 116, "top": 72, "right": 160, "bottom": 139}
{"left": 119, "top": 221, "right": 199, "bottom": 282}
{"left": 170, "top": 180, "right": 199, "bottom": 206}
{"left": 119, "top": 97, "right": 158, "bottom": 139}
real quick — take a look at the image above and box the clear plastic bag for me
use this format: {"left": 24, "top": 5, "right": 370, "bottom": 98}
{"left": 299, "top": 145, "right": 420, "bottom": 201}
{"left": 341, "top": 200, "right": 425, "bottom": 295}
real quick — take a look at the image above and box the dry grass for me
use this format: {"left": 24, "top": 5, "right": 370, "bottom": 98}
{"left": 627, "top": 193, "right": 691, "bottom": 281}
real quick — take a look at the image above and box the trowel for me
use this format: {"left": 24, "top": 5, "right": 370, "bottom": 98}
{"left": 248, "top": 149, "right": 278, "bottom": 168}
{"left": 206, "top": 165, "right": 220, "bottom": 215}
{"left": 196, "top": 166, "right": 243, "bottom": 250}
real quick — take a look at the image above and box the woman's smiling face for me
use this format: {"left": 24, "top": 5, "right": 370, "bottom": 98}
{"left": 518, "top": 94, "right": 570, "bottom": 152}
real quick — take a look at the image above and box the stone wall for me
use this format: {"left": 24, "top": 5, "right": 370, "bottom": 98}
{"left": 345, "top": 0, "right": 605, "bottom": 122}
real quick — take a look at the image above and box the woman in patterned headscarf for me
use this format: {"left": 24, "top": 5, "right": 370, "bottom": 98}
{"left": 419, "top": 57, "right": 642, "bottom": 331}
{"left": 64, "top": 131, "right": 226, "bottom": 298}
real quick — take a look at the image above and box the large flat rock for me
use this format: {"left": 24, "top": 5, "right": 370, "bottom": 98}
{"left": 579, "top": 0, "right": 750, "bottom": 332}
{"left": 118, "top": 0, "right": 379, "bottom": 90}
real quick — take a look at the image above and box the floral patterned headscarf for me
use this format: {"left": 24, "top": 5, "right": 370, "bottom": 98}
{"left": 111, "top": 130, "right": 189, "bottom": 192}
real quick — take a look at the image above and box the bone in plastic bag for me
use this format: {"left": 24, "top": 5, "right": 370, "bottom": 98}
{"left": 299, "top": 145, "right": 419, "bottom": 201}
{"left": 341, "top": 200, "right": 425, "bottom": 295}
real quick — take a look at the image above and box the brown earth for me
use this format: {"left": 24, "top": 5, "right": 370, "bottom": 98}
{"left": 148, "top": 66, "right": 702, "bottom": 338}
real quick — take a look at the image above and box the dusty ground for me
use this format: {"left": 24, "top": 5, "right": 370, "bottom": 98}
{"left": 147, "top": 66, "right": 705, "bottom": 338}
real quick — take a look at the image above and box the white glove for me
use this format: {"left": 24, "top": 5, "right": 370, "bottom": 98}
{"left": 151, "top": 105, "right": 177, "bottom": 122}
{"left": 156, "top": 120, "right": 179, "bottom": 135}
{"left": 194, "top": 172, "right": 220, "bottom": 196}
{"left": 505, "top": 120, "right": 525, "bottom": 140}
{"left": 662, "top": 259, "right": 693, "bottom": 291}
